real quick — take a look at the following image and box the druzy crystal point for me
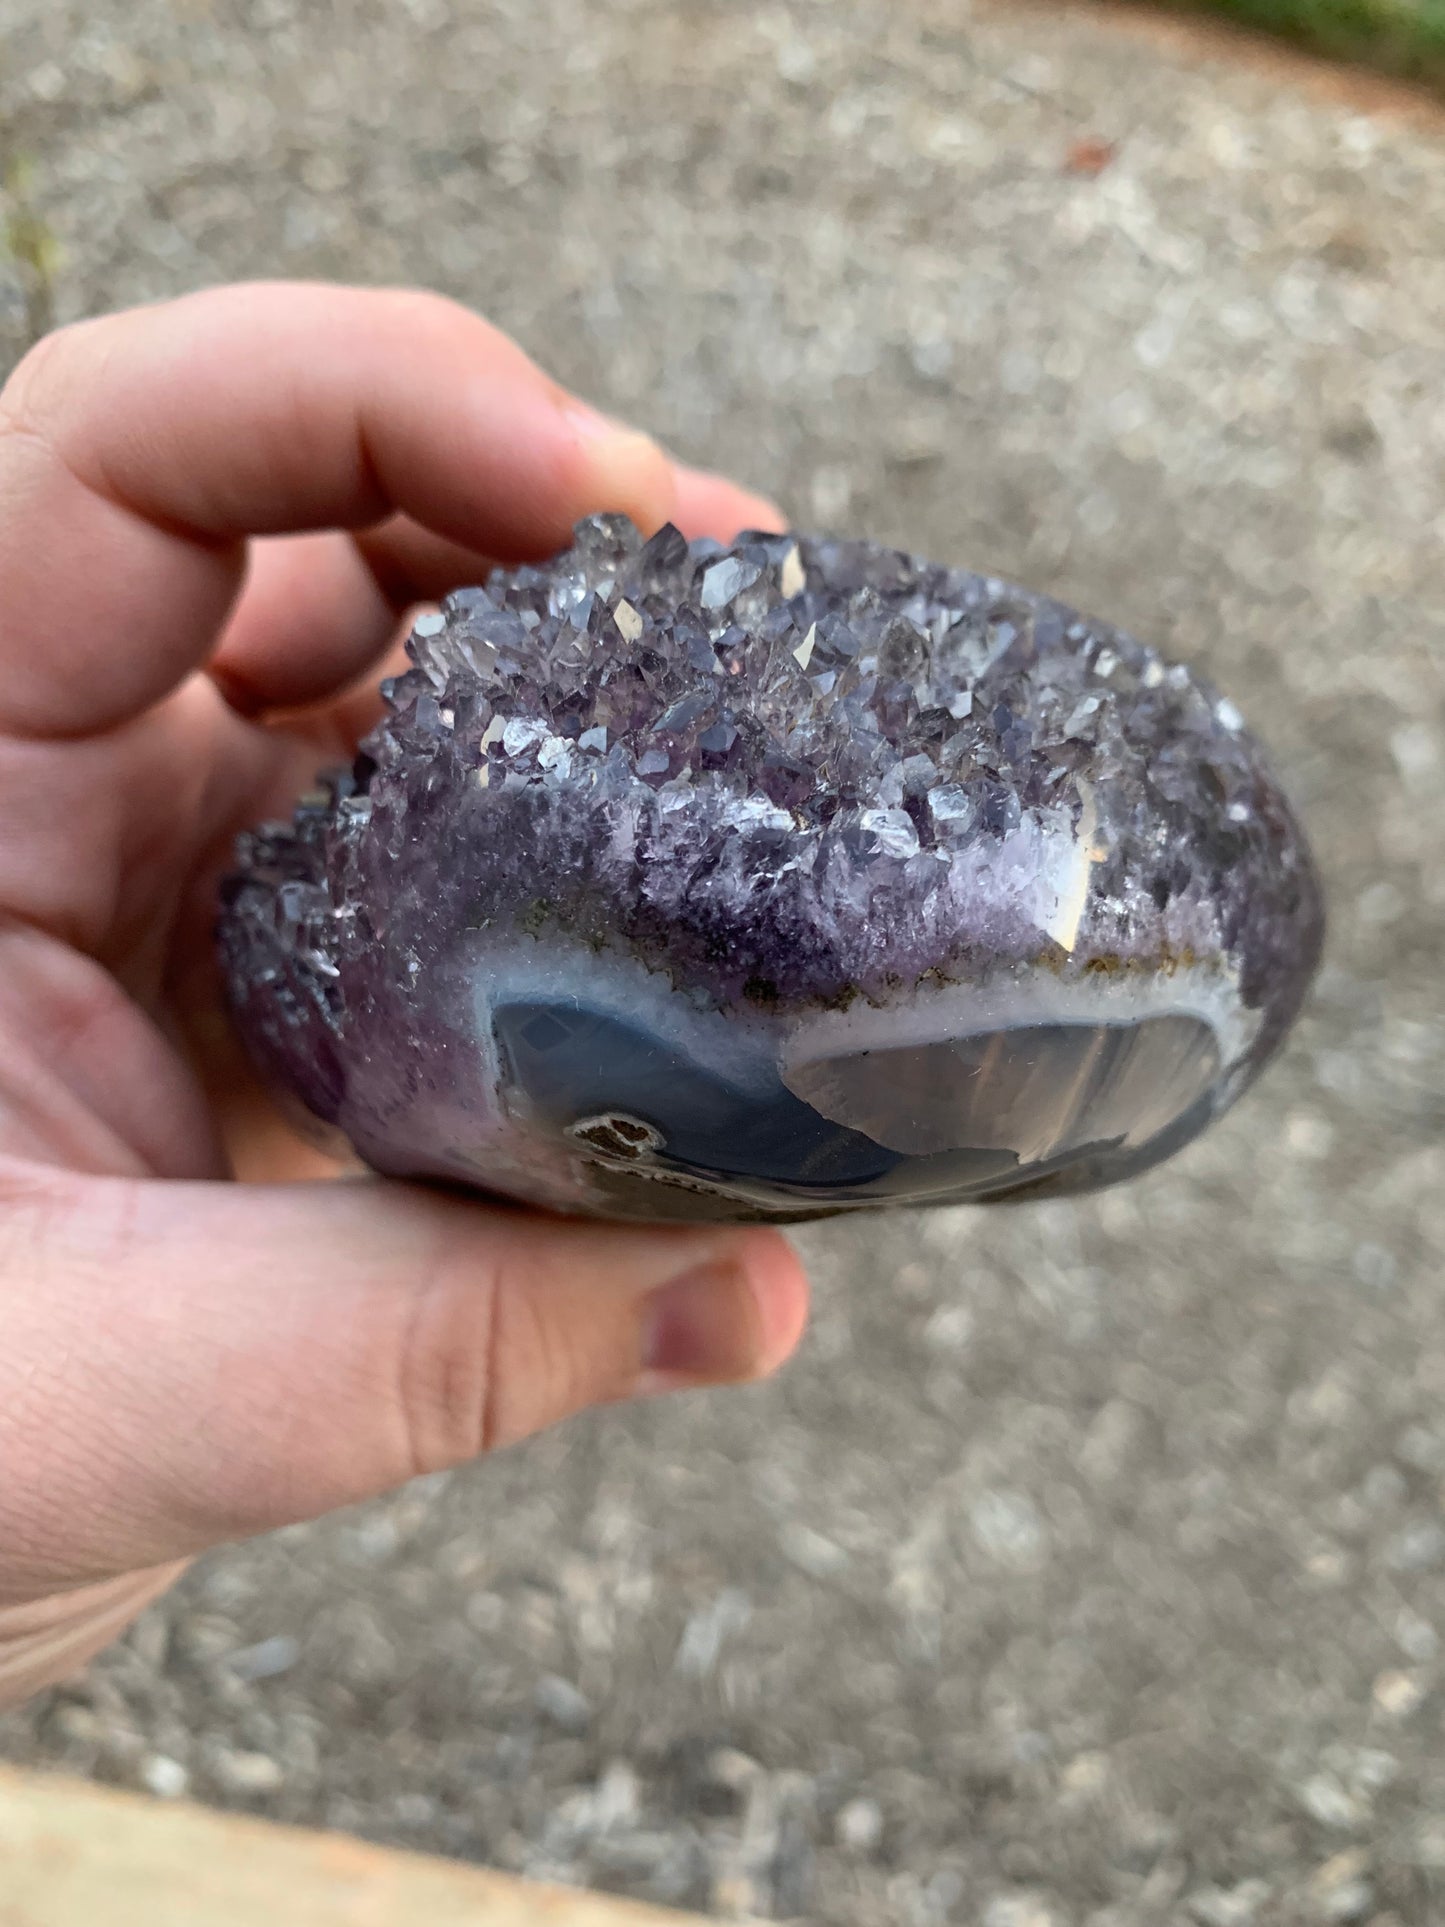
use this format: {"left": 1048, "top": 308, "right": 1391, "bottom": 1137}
{"left": 219, "top": 516, "right": 1323, "bottom": 1224}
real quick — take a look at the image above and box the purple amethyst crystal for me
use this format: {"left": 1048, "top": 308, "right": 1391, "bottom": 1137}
{"left": 219, "top": 515, "right": 1323, "bottom": 1223}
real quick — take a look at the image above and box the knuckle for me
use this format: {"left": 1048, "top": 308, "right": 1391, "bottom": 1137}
{"left": 0, "top": 1153, "right": 87, "bottom": 1253}
{"left": 391, "top": 1232, "right": 617, "bottom": 1473}
{"left": 0, "top": 322, "right": 85, "bottom": 441}
{"left": 373, "top": 285, "right": 516, "bottom": 367}
{"left": 479, "top": 1276, "right": 578, "bottom": 1453}
{"left": 392, "top": 1244, "right": 500, "bottom": 1477}
{"left": 371, "top": 284, "right": 467, "bottom": 340}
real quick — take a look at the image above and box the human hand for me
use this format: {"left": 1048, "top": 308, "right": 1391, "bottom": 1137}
{"left": 0, "top": 283, "right": 810, "bottom": 1707}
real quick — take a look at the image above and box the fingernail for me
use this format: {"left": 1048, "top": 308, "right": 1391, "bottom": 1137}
{"left": 730, "top": 493, "right": 789, "bottom": 536}
{"left": 563, "top": 399, "right": 658, "bottom": 453}
{"left": 562, "top": 401, "right": 676, "bottom": 532}
{"left": 677, "top": 464, "right": 789, "bottom": 536}
{"left": 638, "top": 1263, "right": 763, "bottom": 1390}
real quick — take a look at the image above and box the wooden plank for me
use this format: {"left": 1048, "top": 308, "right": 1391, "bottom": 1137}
{"left": 0, "top": 1766, "right": 716, "bottom": 1927}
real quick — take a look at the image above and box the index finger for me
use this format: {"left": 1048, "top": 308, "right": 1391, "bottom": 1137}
{"left": 0, "top": 283, "right": 770, "bottom": 738}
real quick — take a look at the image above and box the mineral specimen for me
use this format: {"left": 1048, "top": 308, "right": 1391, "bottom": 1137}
{"left": 219, "top": 516, "right": 1324, "bottom": 1223}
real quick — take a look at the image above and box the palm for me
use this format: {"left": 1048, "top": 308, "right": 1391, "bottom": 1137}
{"left": 4, "top": 528, "right": 428, "bottom": 1185}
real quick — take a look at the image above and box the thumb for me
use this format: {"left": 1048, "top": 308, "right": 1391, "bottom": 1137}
{"left": 0, "top": 1163, "right": 809, "bottom": 1591}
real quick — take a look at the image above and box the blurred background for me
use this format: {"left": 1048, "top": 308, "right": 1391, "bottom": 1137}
{"left": 1, "top": 3, "right": 1443, "bottom": 1924}
{"left": 1178, "top": 0, "right": 1445, "bottom": 89}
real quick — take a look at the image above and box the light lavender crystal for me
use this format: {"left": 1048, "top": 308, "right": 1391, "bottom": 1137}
{"left": 219, "top": 516, "right": 1323, "bottom": 1223}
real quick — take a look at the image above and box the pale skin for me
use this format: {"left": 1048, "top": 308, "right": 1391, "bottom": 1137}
{"left": 0, "top": 282, "right": 811, "bottom": 1708}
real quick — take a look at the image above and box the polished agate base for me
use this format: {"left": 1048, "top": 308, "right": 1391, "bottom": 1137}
{"left": 220, "top": 518, "right": 1323, "bottom": 1223}
{"left": 400, "top": 946, "right": 1234, "bottom": 1220}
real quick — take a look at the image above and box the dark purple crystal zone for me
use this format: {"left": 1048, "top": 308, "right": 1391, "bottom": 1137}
{"left": 219, "top": 516, "right": 1323, "bottom": 1218}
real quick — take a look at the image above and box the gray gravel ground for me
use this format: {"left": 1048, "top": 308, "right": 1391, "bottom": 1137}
{"left": 2, "top": 3, "right": 1444, "bottom": 1923}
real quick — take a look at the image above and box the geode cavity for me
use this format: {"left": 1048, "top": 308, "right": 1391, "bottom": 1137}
{"left": 219, "top": 516, "right": 1323, "bottom": 1223}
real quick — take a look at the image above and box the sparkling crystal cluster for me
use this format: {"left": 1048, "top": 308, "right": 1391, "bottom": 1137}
{"left": 219, "top": 516, "right": 1323, "bottom": 1222}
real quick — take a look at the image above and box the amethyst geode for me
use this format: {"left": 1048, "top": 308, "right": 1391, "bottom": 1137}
{"left": 219, "top": 516, "right": 1323, "bottom": 1223}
